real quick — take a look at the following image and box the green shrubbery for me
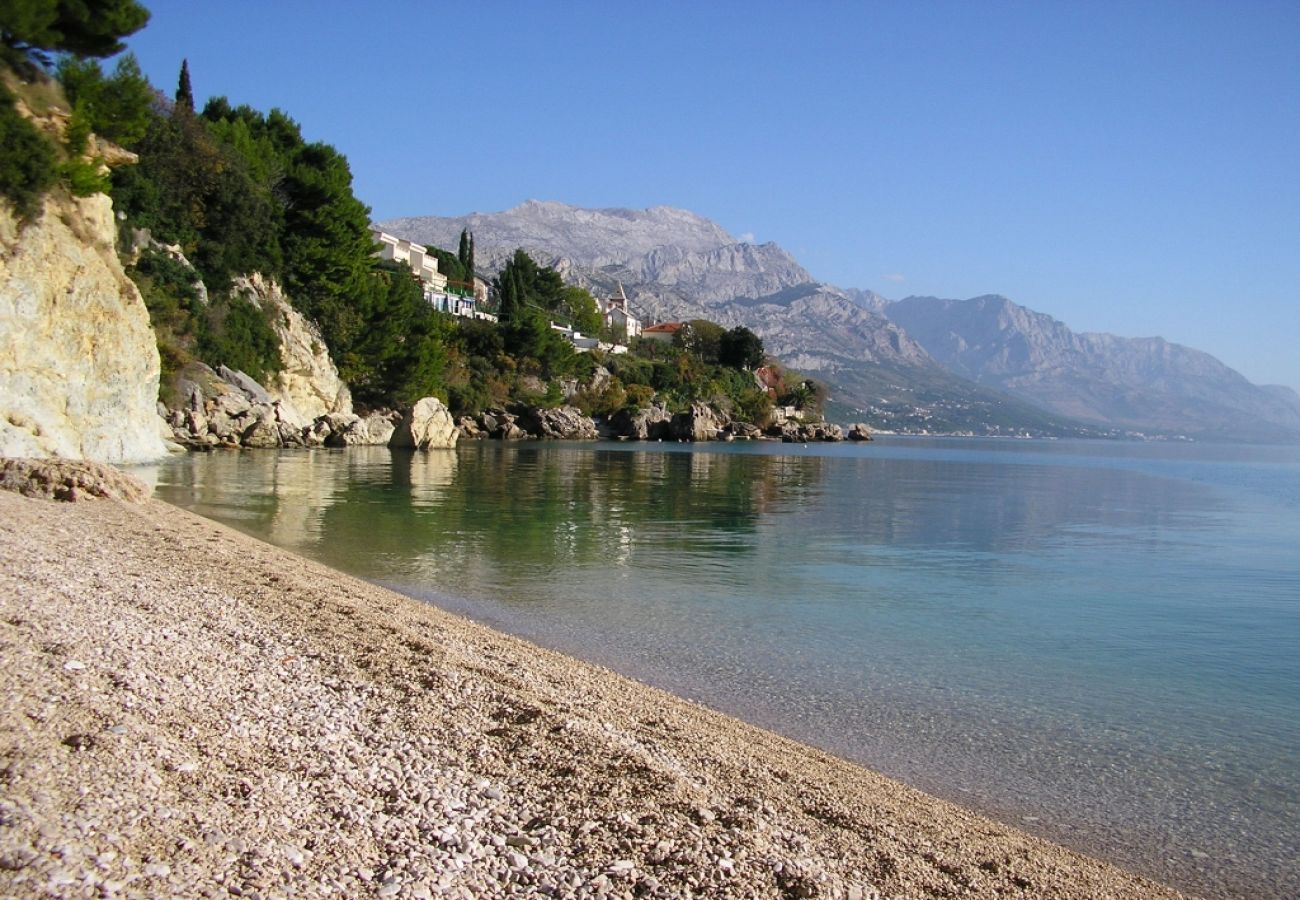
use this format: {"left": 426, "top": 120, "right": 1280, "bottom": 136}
{"left": 0, "top": 84, "right": 57, "bottom": 219}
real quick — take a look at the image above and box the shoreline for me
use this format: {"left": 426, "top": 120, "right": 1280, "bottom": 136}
{"left": 0, "top": 489, "right": 1184, "bottom": 898}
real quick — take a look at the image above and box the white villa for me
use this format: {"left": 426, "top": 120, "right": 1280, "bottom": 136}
{"left": 371, "top": 228, "right": 496, "bottom": 322}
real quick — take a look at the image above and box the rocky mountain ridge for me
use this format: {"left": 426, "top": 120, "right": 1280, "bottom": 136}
{"left": 886, "top": 294, "right": 1300, "bottom": 442}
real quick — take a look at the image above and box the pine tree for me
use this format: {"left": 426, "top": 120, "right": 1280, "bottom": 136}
{"left": 175, "top": 58, "right": 193, "bottom": 111}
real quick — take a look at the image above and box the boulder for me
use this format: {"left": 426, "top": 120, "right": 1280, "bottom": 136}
{"left": 609, "top": 403, "right": 673, "bottom": 441}
{"left": 390, "top": 398, "right": 458, "bottom": 449}
{"left": 516, "top": 405, "right": 599, "bottom": 440}
{"left": 456, "top": 416, "right": 484, "bottom": 439}
{"left": 848, "top": 422, "right": 874, "bottom": 441}
{"left": 323, "top": 411, "right": 397, "bottom": 447}
{"left": 671, "top": 403, "right": 729, "bottom": 442}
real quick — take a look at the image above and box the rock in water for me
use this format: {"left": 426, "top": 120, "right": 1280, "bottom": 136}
{"left": 0, "top": 194, "right": 169, "bottom": 463}
{"left": 390, "top": 398, "right": 459, "bottom": 449}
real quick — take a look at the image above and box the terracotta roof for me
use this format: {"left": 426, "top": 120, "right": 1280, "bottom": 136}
{"left": 643, "top": 322, "right": 684, "bottom": 333}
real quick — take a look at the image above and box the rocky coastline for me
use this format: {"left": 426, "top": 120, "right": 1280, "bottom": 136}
{"left": 0, "top": 463, "right": 1178, "bottom": 899}
{"left": 160, "top": 361, "right": 871, "bottom": 452}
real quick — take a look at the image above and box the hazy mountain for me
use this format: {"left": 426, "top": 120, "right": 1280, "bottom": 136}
{"left": 886, "top": 295, "right": 1300, "bottom": 441}
{"left": 378, "top": 202, "right": 1100, "bottom": 436}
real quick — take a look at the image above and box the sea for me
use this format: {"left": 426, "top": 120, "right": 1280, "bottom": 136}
{"left": 139, "top": 437, "right": 1300, "bottom": 898}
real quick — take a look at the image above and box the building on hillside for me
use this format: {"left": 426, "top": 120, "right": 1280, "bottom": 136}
{"left": 371, "top": 228, "right": 497, "bottom": 321}
{"left": 641, "top": 321, "right": 684, "bottom": 345}
{"left": 549, "top": 322, "right": 628, "bottom": 355}
{"left": 754, "top": 365, "right": 783, "bottom": 396}
{"left": 600, "top": 285, "right": 643, "bottom": 339}
{"left": 373, "top": 229, "right": 448, "bottom": 292}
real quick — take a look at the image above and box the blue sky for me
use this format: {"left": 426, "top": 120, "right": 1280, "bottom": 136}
{"left": 120, "top": 1, "right": 1299, "bottom": 390}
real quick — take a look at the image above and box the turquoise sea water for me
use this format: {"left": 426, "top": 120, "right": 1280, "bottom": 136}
{"left": 142, "top": 438, "right": 1300, "bottom": 898}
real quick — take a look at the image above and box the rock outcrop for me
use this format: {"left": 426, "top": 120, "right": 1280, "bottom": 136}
{"left": 847, "top": 423, "right": 874, "bottom": 441}
{"left": 231, "top": 274, "right": 352, "bottom": 421}
{"left": 671, "top": 403, "right": 729, "bottom": 442}
{"left": 0, "top": 193, "right": 170, "bottom": 463}
{"left": 608, "top": 404, "right": 673, "bottom": 441}
{"left": 390, "top": 398, "right": 459, "bottom": 449}
{"left": 0, "top": 457, "right": 151, "bottom": 503}
{"left": 516, "top": 405, "right": 599, "bottom": 441}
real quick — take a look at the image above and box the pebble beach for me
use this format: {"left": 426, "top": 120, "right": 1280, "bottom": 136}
{"left": 0, "top": 472, "right": 1185, "bottom": 898}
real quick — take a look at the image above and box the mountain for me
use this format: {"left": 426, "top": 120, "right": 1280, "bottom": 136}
{"left": 378, "top": 203, "right": 1100, "bottom": 437}
{"left": 885, "top": 295, "right": 1300, "bottom": 442}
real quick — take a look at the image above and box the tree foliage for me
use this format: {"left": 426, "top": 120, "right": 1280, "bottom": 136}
{"left": 0, "top": 83, "right": 57, "bottom": 218}
{"left": 175, "top": 58, "right": 192, "bottom": 110}
{"left": 719, "top": 325, "right": 765, "bottom": 370}
{"left": 1, "top": 0, "right": 149, "bottom": 68}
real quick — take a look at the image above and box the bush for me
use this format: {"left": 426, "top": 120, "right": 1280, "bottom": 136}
{"left": 198, "top": 293, "right": 281, "bottom": 384}
{"left": 0, "top": 85, "right": 57, "bottom": 220}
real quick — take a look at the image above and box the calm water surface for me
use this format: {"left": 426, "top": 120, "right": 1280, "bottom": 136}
{"left": 140, "top": 438, "right": 1300, "bottom": 898}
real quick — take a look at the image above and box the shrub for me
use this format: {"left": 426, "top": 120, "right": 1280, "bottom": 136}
{"left": 0, "top": 85, "right": 57, "bottom": 220}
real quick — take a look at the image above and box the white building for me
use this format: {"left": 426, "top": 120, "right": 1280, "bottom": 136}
{"left": 372, "top": 228, "right": 498, "bottom": 321}
{"left": 372, "top": 229, "right": 448, "bottom": 292}
{"left": 601, "top": 285, "right": 642, "bottom": 339}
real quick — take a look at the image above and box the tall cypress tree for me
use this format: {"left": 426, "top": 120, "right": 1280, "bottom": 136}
{"left": 457, "top": 228, "right": 475, "bottom": 283}
{"left": 175, "top": 58, "right": 193, "bottom": 111}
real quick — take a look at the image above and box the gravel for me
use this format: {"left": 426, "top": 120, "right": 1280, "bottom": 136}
{"left": 0, "top": 484, "right": 1186, "bottom": 898}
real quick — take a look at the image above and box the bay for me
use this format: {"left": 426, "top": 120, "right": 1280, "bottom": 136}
{"left": 141, "top": 437, "right": 1300, "bottom": 898}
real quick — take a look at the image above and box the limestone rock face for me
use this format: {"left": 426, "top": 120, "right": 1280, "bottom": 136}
{"left": 0, "top": 194, "right": 169, "bottom": 463}
{"left": 847, "top": 423, "right": 874, "bottom": 441}
{"left": 230, "top": 274, "right": 352, "bottom": 421}
{"left": 389, "top": 398, "right": 458, "bottom": 449}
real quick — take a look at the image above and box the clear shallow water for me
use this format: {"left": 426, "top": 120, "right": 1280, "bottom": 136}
{"left": 141, "top": 438, "right": 1300, "bottom": 898}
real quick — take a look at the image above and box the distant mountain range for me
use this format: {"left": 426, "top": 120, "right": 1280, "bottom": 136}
{"left": 377, "top": 201, "right": 1300, "bottom": 441}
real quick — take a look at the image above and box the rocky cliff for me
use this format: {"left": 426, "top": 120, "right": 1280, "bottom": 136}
{"left": 0, "top": 193, "right": 170, "bottom": 463}
{"left": 230, "top": 274, "right": 352, "bottom": 422}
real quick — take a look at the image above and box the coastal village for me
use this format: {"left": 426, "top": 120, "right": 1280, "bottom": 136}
{"left": 373, "top": 227, "right": 647, "bottom": 355}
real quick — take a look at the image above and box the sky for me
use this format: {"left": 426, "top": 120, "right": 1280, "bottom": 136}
{"left": 118, "top": 1, "right": 1299, "bottom": 390}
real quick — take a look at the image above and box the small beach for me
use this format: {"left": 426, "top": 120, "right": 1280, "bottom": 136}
{"left": 0, "top": 486, "right": 1181, "bottom": 898}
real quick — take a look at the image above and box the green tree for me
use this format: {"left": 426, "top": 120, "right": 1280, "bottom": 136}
{"left": 718, "top": 325, "right": 764, "bottom": 370}
{"left": 560, "top": 286, "right": 602, "bottom": 334}
{"left": 0, "top": 83, "right": 57, "bottom": 218}
{"left": 57, "top": 53, "right": 154, "bottom": 146}
{"left": 1, "top": 0, "right": 150, "bottom": 68}
{"left": 457, "top": 228, "right": 475, "bottom": 282}
{"left": 175, "top": 58, "right": 193, "bottom": 111}
{"left": 677, "top": 319, "right": 724, "bottom": 363}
